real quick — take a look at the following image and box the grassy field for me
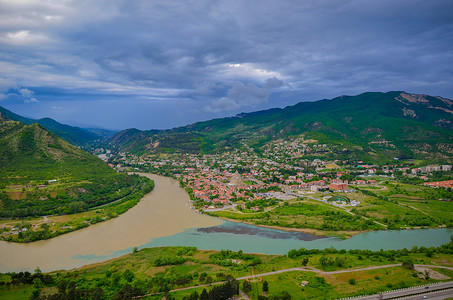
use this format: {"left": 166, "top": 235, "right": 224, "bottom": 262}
{"left": 207, "top": 179, "right": 453, "bottom": 237}
{"left": 1, "top": 243, "right": 452, "bottom": 299}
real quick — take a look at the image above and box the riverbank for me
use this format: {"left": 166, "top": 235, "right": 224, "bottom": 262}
{"left": 0, "top": 174, "right": 221, "bottom": 272}
{"left": 1, "top": 173, "right": 451, "bottom": 274}
{"left": 215, "top": 216, "right": 366, "bottom": 239}
{"left": 0, "top": 176, "right": 154, "bottom": 243}
{"left": 2, "top": 244, "right": 453, "bottom": 299}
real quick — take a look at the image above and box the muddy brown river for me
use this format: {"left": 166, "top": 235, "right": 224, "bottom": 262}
{"left": 1, "top": 174, "right": 452, "bottom": 273}
{"left": 0, "top": 174, "right": 221, "bottom": 272}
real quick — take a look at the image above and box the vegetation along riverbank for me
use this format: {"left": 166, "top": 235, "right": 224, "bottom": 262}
{"left": 0, "top": 176, "right": 153, "bottom": 243}
{"left": 1, "top": 238, "right": 452, "bottom": 299}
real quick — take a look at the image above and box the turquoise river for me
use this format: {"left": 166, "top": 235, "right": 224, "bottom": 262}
{"left": 0, "top": 174, "right": 451, "bottom": 272}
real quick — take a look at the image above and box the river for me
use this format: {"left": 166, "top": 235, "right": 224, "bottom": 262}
{"left": 0, "top": 174, "right": 451, "bottom": 272}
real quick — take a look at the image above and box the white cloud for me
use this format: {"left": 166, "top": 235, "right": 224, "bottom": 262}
{"left": 19, "top": 88, "right": 33, "bottom": 97}
{"left": 24, "top": 97, "right": 39, "bottom": 103}
{"left": 0, "top": 0, "right": 452, "bottom": 128}
{"left": 219, "top": 63, "right": 283, "bottom": 82}
{"left": 227, "top": 82, "right": 269, "bottom": 107}
{"left": 205, "top": 97, "right": 239, "bottom": 113}
{"left": 9, "top": 87, "right": 40, "bottom": 103}
{"left": 2, "top": 30, "right": 50, "bottom": 45}
{"left": 264, "top": 77, "right": 284, "bottom": 89}
{"left": 206, "top": 82, "right": 270, "bottom": 113}
{"left": 194, "top": 82, "right": 223, "bottom": 96}
{"left": 7, "top": 30, "right": 29, "bottom": 39}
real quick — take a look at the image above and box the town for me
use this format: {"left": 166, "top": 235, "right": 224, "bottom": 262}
{"left": 95, "top": 137, "right": 453, "bottom": 219}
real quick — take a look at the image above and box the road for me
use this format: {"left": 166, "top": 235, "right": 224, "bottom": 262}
{"left": 346, "top": 281, "right": 453, "bottom": 299}
{"left": 307, "top": 195, "right": 388, "bottom": 228}
{"left": 404, "top": 289, "right": 453, "bottom": 300}
{"left": 136, "top": 264, "right": 453, "bottom": 299}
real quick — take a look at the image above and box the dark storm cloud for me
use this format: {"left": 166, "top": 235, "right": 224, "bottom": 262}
{"left": 0, "top": 0, "right": 452, "bottom": 129}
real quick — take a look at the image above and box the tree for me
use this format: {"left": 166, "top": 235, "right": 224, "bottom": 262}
{"left": 243, "top": 280, "right": 252, "bottom": 293}
{"left": 111, "top": 273, "right": 121, "bottom": 287}
{"left": 123, "top": 269, "right": 134, "bottom": 283}
{"left": 31, "top": 287, "right": 40, "bottom": 300}
{"left": 200, "top": 288, "right": 209, "bottom": 300}
{"left": 319, "top": 256, "right": 328, "bottom": 266}
{"left": 349, "top": 278, "right": 356, "bottom": 285}
{"left": 424, "top": 270, "right": 430, "bottom": 280}
{"left": 93, "top": 287, "right": 104, "bottom": 300}
{"left": 33, "top": 278, "right": 43, "bottom": 290}
{"left": 67, "top": 281, "right": 76, "bottom": 300}
{"left": 30, "top": 278, "right": 43, "bottom": 300}
{"left": 187, "top": 291, "right": 199, "bottom": 300}
{"left": 302, "top": 258, "right": 309, "bottom": 266}
{"left": 113, "top": 284, "right": 143, "bottom": 300}
{"left": 402, "top": 259, "right": 414, "bottom": 269}
{"left": 34, "top": 267, "right": 42, "bottom": 275}
{"left": 57, "top": 280, "right": 67, "bottom": 294}
{"left": 335, "top": 257, "right": 345, "bottom": 267}
{"left": 263, "top": 280, "right": 269, "bottom": 292}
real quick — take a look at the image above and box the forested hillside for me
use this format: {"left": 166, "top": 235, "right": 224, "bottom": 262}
{"left": 0, "top": 113, "right": 151, "bottom": 219}
{"left": 0, "top": 105, "right": 100, "bottom": 146}
{"left": 108, "top": 91, "right": 453, "bottom": 163}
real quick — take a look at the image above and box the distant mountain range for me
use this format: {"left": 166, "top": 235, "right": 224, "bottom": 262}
{"left": 1, "top": 91, "right": 452, "bottom": 163}
{"left": 108, "top": 91, "right": 453, "bottom": 163}
{"left": 0, "top": 106, "right": 116, "bottom": 146}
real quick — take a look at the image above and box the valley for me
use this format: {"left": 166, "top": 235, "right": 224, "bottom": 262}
{"left": 107, "top": 134, "right": 453, "bottom": 238}
{"left": 1, "top": 91, "right": 453, "bottom": 299}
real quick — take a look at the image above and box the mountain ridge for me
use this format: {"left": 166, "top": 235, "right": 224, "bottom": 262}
{"left": 108, "top": 91, "right": 453, "bottom": 163}
{"left": 0, "top": 105, "right": 101, "bottom": 146}
{"left": 0, "top": 114, "right": 148, "bottom": 219}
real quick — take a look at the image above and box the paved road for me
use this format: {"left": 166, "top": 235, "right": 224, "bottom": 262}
{"left": 406, "top": 289, "right": 453, "bottom": 300}
{"left": 137, "top": 264, "right": 453, "bottom": 299}
{"left": 308, "top": 195, "right": 388, "bottom": 228}
{"left": 346, "top": 281, "right": 453, "bottom": 299}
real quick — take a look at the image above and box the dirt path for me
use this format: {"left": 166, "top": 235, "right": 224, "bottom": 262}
{"left": 135, "top": 264, "right": 453, "bottom": 299}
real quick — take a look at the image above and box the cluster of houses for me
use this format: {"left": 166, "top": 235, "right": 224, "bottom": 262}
{"left": 180, "top": 167, "right": 379, "bottom": 206}
{"left": 182, "top": 170, "right": 264, "bottom": 204}
{"left": 101, "top": 137, "right": 452, "bottom": 208}
{"left": 262, "top": 138, "right": 328, "bottom": 161}
{"left": 424, "top": 180, "right": 453, "bottom": 189}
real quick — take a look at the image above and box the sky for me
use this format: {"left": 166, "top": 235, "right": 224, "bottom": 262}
{"left": 0, "top": 0, "right": 452, "bottom": 130}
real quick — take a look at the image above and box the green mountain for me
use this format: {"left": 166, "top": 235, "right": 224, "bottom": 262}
{"left": 109, "top": 91, "right": 453, "bottom": 163}
{"left": 0, "top": 113, "right": 146, "bottom": 218}
{"left": 0, "top": 105, "right": 100, "bottom": 146}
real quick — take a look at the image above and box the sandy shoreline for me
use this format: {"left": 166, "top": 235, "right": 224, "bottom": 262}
{"left": 215, "top": 216, "right": 367, "bottom": 239}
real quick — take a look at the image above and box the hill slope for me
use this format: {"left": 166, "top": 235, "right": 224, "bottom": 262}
{"left": 0, "top": 105, "right": 100, "bottom": 146}
{"left": 108, "top": 91, "right": 453, "bottom": 163}
{"left": 0, "top": 112, "right": 147, "bottom": 218}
